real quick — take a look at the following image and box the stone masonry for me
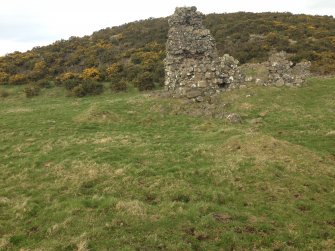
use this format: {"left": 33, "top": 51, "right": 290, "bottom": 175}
{"left": 219, "top": 54, "right": 245, "bottom": 89}
{"left": 267, "top": 51, "right": 311, "bottom": 87}
{"left": 165, "top": 7, "right": 311, "bottom": 100}
{"left": 164, "top": 7, "right": 226, "bottom": 99}
{"left": 241, "top": 52, "right": 311, "bottom": 88}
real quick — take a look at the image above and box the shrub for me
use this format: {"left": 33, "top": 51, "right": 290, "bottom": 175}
{"left": 152, "top": 62, "right": 165, "bottom": 86}
{"left": 0, "top": 89, "right": 9, "bottom": 98}
{"left": 106, "top": 63, "right": 124, "bottom": 79}
{"left": 0, "top": 72, "right": 10, "bottom": 85}
{"left": 63, "top": 79, "right": 79, "bottom": 90}
{"left": 134, "top": 71, "right": 155, "bottom": 91}
{"left": 82, "top": 67, "right": 101, "bottom": 81}
{"left": 72, "top": 85, "right": 86, "bottom": 97}
{"left": 82, "top": 80, "right": 104, "bottom": 95}
{"left": 54, "top": 78, "right": 63, "bottom": 87}
{"left": 107, "top": 64, "right": 129, "bottom": 86}
{"left": 9, "top": 73, "right": 28, "bottom": 85}
{"left": 59, "top": 72, "right": 81, "bottom": 81}
{"left": 70, "top": 80, "right": 104, "bottom": 97}
{"left": 111, "top": 79, "right": 128, "bottom": 92}
{"left": 24, "top": 85, "right": 41, "bottom": 98}
{"left": 29, "top": 61, "right": 47, "bottom": 81}
{"left": 36, "top": 79, "right": 53, "bottom": 89}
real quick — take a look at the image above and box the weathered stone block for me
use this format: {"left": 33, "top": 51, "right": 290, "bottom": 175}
{"left": 205, "top": 72, "right": 212, "bottom": 79}
{"left": 186, "top": 90, "right": 202, "bottom": 98}
{"left": 197, "top": 80, "right": 207, "bottom": 88}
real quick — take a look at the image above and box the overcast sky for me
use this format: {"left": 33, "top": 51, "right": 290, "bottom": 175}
{"left": 0, "top": 0, "right": 334, "bottom": 56}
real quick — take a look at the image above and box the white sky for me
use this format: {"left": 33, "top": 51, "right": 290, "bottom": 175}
{"left": 0, "top": 0, "right": 334, "bottom": 56}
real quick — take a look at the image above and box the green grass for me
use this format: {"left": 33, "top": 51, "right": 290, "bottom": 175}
{"left": 0, "top": 79, "right": 334, "bottom": 250}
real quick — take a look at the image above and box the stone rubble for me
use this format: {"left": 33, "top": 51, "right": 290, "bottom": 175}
{"left": 241, "top": 52, "right": 311, "bottom": 88}
{"left": 266, "top": 51, "right": 311, "bottom": 87}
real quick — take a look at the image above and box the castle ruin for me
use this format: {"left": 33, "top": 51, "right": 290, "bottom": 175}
{"left": 164, "top": 7, "right": 228, "bottom": 100}
{"left": 164, "top": 7, "right": 311, "bottom": 100}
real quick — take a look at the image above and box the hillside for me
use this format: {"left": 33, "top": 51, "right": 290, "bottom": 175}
{"left": 0, "top": 77, "right": 334, "bottom": 249}
{"left": 0, "top": 12, "right": 334, "bottom": 88}
{"left": 1, "top": 8, "right": 335, "bottom": 250}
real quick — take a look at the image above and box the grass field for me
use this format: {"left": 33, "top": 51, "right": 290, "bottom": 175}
{"left": 0, "top": 78, "right": 334, "bottom": 250}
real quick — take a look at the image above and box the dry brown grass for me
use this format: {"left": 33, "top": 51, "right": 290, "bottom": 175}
{"left": 47, "top": 219, "right": 72, "bottom": 236}
{"left": 73, "top": 104, "right": 121, "bottom": 123}
{"left": 4, "top": 107, "right": 33, "bottom": 114}
{"left": 0, "top": 236, "right": 10, "bottom": 250}
{"left": 115, "top": 200, "right": 147, "bottom": 216}
{"left": 92, "top": 133, "right": 143, "bottom": 146}
{"left": 216, "top": 132, "right": 334, "bottom": 174}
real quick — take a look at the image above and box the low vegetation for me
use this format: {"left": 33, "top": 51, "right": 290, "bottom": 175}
{"left": 0, "top": 78, "right": 334, "bottom": 250}
{"left": 24, "top": 85, "right": 41, "bottom": 98}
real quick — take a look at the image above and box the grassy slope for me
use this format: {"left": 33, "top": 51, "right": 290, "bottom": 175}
{"left": 0, "top": 79, "right": 334, "bottom": 250}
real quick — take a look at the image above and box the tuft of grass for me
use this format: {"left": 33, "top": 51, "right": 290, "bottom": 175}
{"left": 0, "top": 78, "right": 334, "bottom": 250}
{"left": 116, "top": 200, "right": 147, "bottom": 216}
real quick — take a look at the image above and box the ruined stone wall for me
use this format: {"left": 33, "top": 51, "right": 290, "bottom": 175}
{"left": 164, "top": 7, "right": 311, "bottom": 99}
{"left": 240, "top": 52, "right": 311, "bottom": 88}
{"left": 219, "top": 54, "right": 245, "bottom": 89}
{"left": 164, "top": 7, "right": 225, "bottom": 99}
{"left": 267, "top": 51, "right": 311, "bottom": 87}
